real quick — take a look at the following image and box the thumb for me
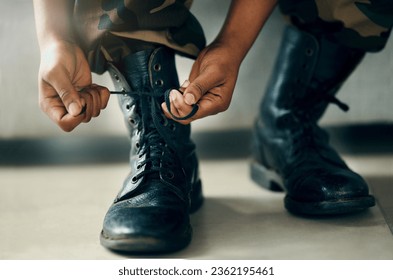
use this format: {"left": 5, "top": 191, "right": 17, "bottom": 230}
{"left": 183, "top": 66, "right": 221, "bottom": 106}
{"left": 50, "top": 72, "right": 86, "bottom": 116}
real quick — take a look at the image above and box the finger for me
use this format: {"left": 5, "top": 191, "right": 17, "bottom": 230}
{"left": 38, "top": 84, "right": 84, "bottom": 131}
{"left": 83, "top": 86, "right": 101, "bottom": 118}
{"left": 169, "top": 89, "right": 195, "bottom": 118}
{"left": 79, "top": 92, "right": 93, "bottom": 123}
{"left": 178, "top": 80, "right": 190, "bottom": 94}
{"left": 161, "top": 92, "right": 214, "bottom": 125}
{"left": 44, "top": 68, "right": 86, "bottom": 116}
{"left": 90, "top": 87, "right": 101, "bottom": 118}
{"left": 57, "top": 113, "right": 85, "bottom": 132}
{"left": 77, "top": 84, "right": 110, "bottom": 122}
{"left": 83, "top": 84, "right": 111, "bottom": 116}
{"left": 161, "top": 91, "right": 180, "bottom": 120}
{"left": 94, "top": 84, "right": 110, "bottom": 109}
{"left": 46, "top": 101, "right": 85, "bottom": 132}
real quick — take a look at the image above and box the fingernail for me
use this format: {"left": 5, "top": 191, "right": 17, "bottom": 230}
{"left": 69, "top": 102, "right": 81, "bottom": 116}
{"left": 181, "top": 80, "right": 190, "bottom": 88}
{"left": 170, "top": 90, "right": 177, "bottom": 102}
{"left": 184, "top": 93, "right": 195, "bottom": 105}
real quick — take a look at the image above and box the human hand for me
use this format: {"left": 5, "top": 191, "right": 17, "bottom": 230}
{"left": 161, "top": 43, "right": 241, "bottom": 125}
{"left": 38, "top": 40, "right": 110, "bottom": 131}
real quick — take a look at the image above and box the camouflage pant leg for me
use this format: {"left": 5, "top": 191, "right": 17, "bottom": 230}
{"left": 278, "top": 0, "right": 393, "bottom": 52}
{"left": 73, "top": 0, "right": 206, "bottom": 74}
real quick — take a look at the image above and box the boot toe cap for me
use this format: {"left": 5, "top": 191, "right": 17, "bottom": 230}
{"left": 285, "top": 167, "right": 375, "bottom": 215}
{"left": 100, "top": 200, "right": 191, "bottom": 253}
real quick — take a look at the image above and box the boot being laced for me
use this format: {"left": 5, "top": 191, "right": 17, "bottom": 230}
{"left": 100, "top": 47, "right": 202, "bottom": 253}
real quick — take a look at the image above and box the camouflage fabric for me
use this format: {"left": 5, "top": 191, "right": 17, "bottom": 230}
{"left": 74, "top": 0, "right": 392, "bottom": 74}
{"left": 73, "top": 0, "right": 206, "bottom": 74}
{"left": 279, "top": 0, "right": 393, "bottom": 52}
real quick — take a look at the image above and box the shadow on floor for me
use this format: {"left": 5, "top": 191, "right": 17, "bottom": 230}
{"left": 105, "top": 196, "right": 382, "bottom": 259}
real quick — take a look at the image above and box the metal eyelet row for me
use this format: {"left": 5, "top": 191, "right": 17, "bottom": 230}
{"left": 153, "top": 63, "right": 164, "bottom": 87}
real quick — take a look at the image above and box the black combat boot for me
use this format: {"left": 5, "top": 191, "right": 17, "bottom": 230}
{"left": 251, "top": 26, "right": 375, "bottom": 216}
{"left": 100, "top": 47, "right": 203, "bottom": 253}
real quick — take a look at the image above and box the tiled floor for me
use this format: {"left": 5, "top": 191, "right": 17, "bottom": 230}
{"left": 1, "top": 127, "right": 393, "bottom": 259}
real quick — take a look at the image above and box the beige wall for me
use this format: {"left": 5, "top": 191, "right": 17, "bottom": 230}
{"left": 1, "top": 0, "right": 392, "bottom": 139}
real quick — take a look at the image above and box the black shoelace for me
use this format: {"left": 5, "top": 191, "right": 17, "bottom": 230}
{"left": 130, "top": 93, "right": 177, "bottom": 183}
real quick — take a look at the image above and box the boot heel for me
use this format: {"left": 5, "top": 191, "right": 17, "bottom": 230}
{"left": 250, "top": 161, "right": 284, "bottom": 192}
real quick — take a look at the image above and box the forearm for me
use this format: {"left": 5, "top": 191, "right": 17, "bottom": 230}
{"left": 33, "top": 0, "right": 76, "bottom": 49}
{"left": 214, "top": 0, "right": 277, "bottom": 63}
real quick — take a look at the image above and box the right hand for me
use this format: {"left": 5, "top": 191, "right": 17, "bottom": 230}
{"left": 161, "top": 42, "right": 241, "bottom": 125}
{"left": 38, "top": 40, "right": 110, "bottom": 132}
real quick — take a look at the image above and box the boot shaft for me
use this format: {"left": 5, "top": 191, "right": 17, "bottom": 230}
{"left": 106, "top": 47, "right": 198, "bottom": 203}
{"left": 115, "top": 47, "right": 179, "bottom": 96}
{"left": 260, "top": 26, "right": 365, "bottom": 128}
{"left": 107, "top": 47, "right": 192, "bottom": 151}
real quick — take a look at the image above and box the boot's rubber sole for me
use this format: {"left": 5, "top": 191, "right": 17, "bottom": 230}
{"left": 100, "top": 226, "right": 192, "bottom": 254}
{"left": 284, "top": 196, "right": 376, "bottom": 216}
{"left": 251, "top": 160, "right": 375, "bottom": 216}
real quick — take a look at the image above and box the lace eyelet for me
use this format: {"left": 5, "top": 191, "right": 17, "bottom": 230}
{"left": 153, "top": 63, "right": 161, "bottom": 71}
{"left": 155, "top": 79, "right": 164, "bottom": 87}
{"left": 131, "top": 176, "right": 137, "bottom": 183}
{"left": 169, "top": 123, "right": 176, "bottom": 131}
{"left": 165, "top": 171, "right": 175, "bottom": 179}
{"left": 121, "top": 88, "right": 127, "bottom": 96}
{"left": 305, "top": 48, "right": 314, "bottom": 56}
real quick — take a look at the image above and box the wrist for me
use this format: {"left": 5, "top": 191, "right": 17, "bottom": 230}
{"left": 39, "top": 36, "right": 77, "bottom": 55}
{"left": 211, "top": 38, "right": 245, "bottom": 65}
